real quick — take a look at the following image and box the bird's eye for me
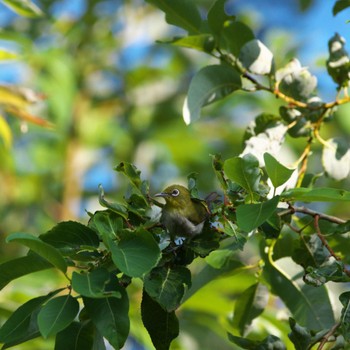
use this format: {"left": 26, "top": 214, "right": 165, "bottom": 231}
{"left": 171, "top": 189, "right": 180, "bottom": 196}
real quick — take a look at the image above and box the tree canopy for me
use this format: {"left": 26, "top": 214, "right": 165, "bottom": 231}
{"left": 0, "top": 0, "right": 350, "bottom": 349}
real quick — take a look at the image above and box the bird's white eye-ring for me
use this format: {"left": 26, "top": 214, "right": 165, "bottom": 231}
{"left": 171, "top": 189, "right": 180, "bottom": 196}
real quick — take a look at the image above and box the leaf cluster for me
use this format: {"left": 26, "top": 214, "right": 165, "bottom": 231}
{"left": 1, "top": 0, "right": 350, "bottom": 350}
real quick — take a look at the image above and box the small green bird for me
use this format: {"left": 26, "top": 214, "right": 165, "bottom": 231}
{"left": 154, "top": 184, "right": 209, "bottom": 239}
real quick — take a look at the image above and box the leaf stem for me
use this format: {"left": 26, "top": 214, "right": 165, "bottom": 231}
{"left": 295, "top": 137, "right": 313, "bottom": 187}
{"left": 316, "top": 322, "right": 340, "bottom": 350}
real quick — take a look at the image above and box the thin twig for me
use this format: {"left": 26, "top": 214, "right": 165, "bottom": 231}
{"left": 314, "top": 214, "right": 341, "bottom": 260}
{"left": 317, "top": 322, "right": 340, "bottom": 350}
{"left": 314, "top": 214, "right": 350, "bottom": 277}
{"left": 279, "top": 205, "right": 347, "bottom": 225}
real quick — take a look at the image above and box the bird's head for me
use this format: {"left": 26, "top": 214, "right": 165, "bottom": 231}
{"left": 154, "top": 184, "right": 191, "bottom": 209}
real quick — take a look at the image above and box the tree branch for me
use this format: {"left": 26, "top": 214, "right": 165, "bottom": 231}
{"left": 278, "top": 205, "right": 347, "bottom": 225}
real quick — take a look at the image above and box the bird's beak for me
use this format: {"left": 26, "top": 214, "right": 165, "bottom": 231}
{"left": 154, "top": 192, "right": 168, "bottom": 198}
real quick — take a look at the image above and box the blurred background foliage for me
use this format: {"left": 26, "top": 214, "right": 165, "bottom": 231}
{"left": 0, "top": 0, "right": 350, "bottom": 349}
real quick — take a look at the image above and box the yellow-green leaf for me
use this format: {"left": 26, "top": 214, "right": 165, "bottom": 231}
{"left": 0, "top": 48, "right": 17, "bottom": 61}
{"left": 0, "top": 0, "right": 43, "bottom": 17}
{"left": 0, "top": 114, "right": 12, "bottom": 148}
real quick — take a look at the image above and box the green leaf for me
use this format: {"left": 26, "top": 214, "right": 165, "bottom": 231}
{"left": 163, "top": 34, "right": 215, "bottom": 53}
{"left": 55, "top": 321, "right": 99, "bottom": 350}
{"left": 145, "top": 0, "right": 202, "bottom": 34}
{"left": 141, "top": 290, "right": 179, "bottom": 350}
{"left": 228, "top": 333, "right": 286, "bottom": 350}
{"left": 304, "top": 261, "right": 347, "bottom": 287}
{"left": 223, "top": 154, "right": 261, "bottom": 196}
{"left": 72, "top": 268, "right": 121, "bottom": 299}
{"left": 89, "top": 210, "right": 123, "bottom": 248}
{"left": 83, "top": 290, "right": 129, "bottom": 350}
{"left": 184, "top": 247, "right": 244, "bottom": 301}
{"left": 326, "top": 33, "right": 350, "bottom": 87}
{"left": 98, "top": 185, "right": 128, "bottom": 219}
{"left": 232, "top": 283, "right": 269, "bottom": 336}
{"left": 222, "top": 220, "right": 247, "bottom": 250}
{"left": 221, "top": 21, "right": 255, "bottom": 56}
{"left": 37, "top": 295, "right": 79, "bottom": 338}
{"left": 0, "top": 114, "right": 12, "bottom": 149}
{"left": 6, "top": 233, "right": 67, "bottom": 273}
{"left": 239, "top": 39, "right": 274, "bottom": 75}
{"left": 281, "top": 187, "right": 350, "bottom": 202}
{"left": 115, "top": 161, "right": 142, "bottom": 189}
{"left": 0, "top": 254, "right": 53, "bottom": 290}
{"left": 144, "top": 266, "right": 191, "bottom": 312}
{"left": 331, "top": 220, "right": 350, "bottom": 234}
{"left": 183, "top": 64, "right": 241, "bottom": 124}
{"left": 0, "top": 289, "right": 64, "bottom": 344}
{"left": 236, "top": 196, "right": 280, "bottom": 232}
{"left": 208, "top": 0, "right": 234, "bottom": 36}
{"left": 333, "top": 0, "right": 350, "bottom": 16}
{"left": 264, "top": 153, "right": 295, "bottom": 188}
{"left": 340, "top": 291, "right": 350, "bottom": 341}
{"left": 109, "top": 228, "right": 161, "bottom": 278}
{"left": 263, "top": 256, "right": 335, "bottom": 330}
{"left": 322, "top": 138, "right": 350, "bottom": 181}
{"left": 40, "top": 221, "right": 100, "bottom": 250}
{"left": 0, "top": 0, "right": 43, "bottom": 17}
{"left": 292, "top": 234, "right": 329, "bottom": 268}
{"left": 211, "top": 153, "right": 228, "bottom": 190}
{"left": 288, "top": 318, "right": 312, "bottom": 350}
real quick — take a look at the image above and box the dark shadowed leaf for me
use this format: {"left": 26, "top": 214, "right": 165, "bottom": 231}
{"left": 326, "top": 33, "right": 350, "bottom": 87}
{"left": 339, "top": 291, "right": 350, "bottom": 341}
{"left": 288, "top": 318, "right": 313, "bottom": 350}
{"left": 141, "top": 290, "right": 179, "bottom": 350}
{"left": 208, "top": 0, "right": 234, "bottom": 36}
{"left": 72, "top": 268, "right": 121, "bottom": 298}
{"left": 0, "top": 289, "right": 64, "bottom": 344}
{"left": 55, "top": 321, "right": 101, "bottom": 350}
{"left": 183, "top": 64, "right": 241, "bottom": 124}
{"left": 83, "top": 289, "right": 129, "bottom": 350}
{"left": 37, "top": 295, "right": 79, "bottom": 338}
{"left": 144, "top": 266, "right": 191, "bottom": 311}
{"left": 333, "top": 1, "right": 350, "bottom": 16}
{"left": 221, "top": 21, "right": 255, "bottom": 56}
{"left": 40, "top": 221, "right": 100, "bottom": 249}
{"left": 292, "top": 234, "right": 329, "bottom": 268}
